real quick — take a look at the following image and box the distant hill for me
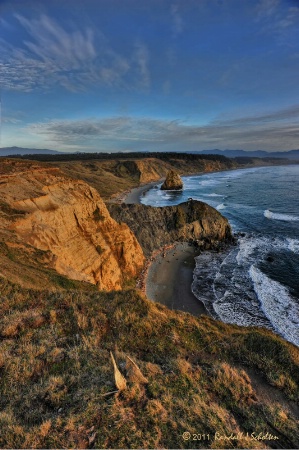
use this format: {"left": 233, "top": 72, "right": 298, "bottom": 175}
{"left": 0, "top": 146, "right": 64, "bottom": 156}
{"left": 191, "top": 149, "right": 299, "bottom": 160}
{"left": 2, "top": 146, "right": 299, "bottom": 160}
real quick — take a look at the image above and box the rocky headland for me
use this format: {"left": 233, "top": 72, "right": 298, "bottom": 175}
{"left": 107, "top": 200, "right": 233, "bottom": 257}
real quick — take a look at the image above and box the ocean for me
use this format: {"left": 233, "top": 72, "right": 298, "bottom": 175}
{"left": 141, "top": 165, "right": 299, "bottom": 347}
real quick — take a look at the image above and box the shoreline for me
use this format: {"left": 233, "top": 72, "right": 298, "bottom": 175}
{"left": 145, "top": 242, "right": 207, "bottom": 316}
{"left": 124, "top": 180, "right": 163, "bottom": 204}
{"left": 119, "top": 163, "right": 297, "bottom": 318}
{"left": 121, "top": 162, "right": 294, "bottom": 205}
{"left": 120, "top": 170, "right": 230, "bottom": 317}
{"left": 120, "top": 167, "right": 240, "bottom": 317}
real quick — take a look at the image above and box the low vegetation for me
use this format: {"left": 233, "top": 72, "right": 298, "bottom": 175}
{"left": 49, "top": 155, "right": 237, "bottom": 200}
{"left": 0, "top": 156, "right": 298, "bottom": 448}
{"left": 0, "top": 277, "right": 298, "bottom": 449}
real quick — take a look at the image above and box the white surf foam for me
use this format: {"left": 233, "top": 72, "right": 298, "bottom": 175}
{"left": 202, "top": 193, "right": 223, "bottom": 197}
{"left": 249, "top": 265, "right": 299, "bottom": 347}
{"left": 216, "top": 203, "right": 226, "bottom": 210}
{"left": 235, "top": 234, "right": 295, "bottom": 266}
{"left": 264, "top": 209, "right": 299, "bottom": 222}
{"left": 200, "top": 179, "right": 220, "bottom": 187}
{"left": 192, "top": 234, "right": 299, "bottom": 343}
{"left": 287, "top": 238, "right": 299, "bottom": 254}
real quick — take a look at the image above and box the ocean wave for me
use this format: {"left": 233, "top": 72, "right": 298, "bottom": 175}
{"left": 236, "top": 234, "right": 299, "bottom": 265}
{"left": 216, "top": 203, "right": 226, "bottom": 210}
{"left": 192, "top": 234, "right": 299, "bottom": 345}
{"left": 287, "top": 238, "right": 299, "bottom": 254}
{"left": 202, "top": 193, "right": 223, "bottom": 197}
{"left": 249, "top": 265, "right": 299, "bottom": 347}
{"left": 200, "top": 179, "right": 220, "bottom": 186}
{"left": 264, "top": 209, "right": 299, "bottom": 222}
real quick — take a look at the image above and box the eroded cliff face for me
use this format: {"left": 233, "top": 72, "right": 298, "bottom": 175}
{"left": 56, "top": 156, "right": 237, "bottom": 200}
{"left": 0, "top": 160, "right": 144, "bottom": 290}
{"left": 108, "top": 200, "right": 233, "bottom": 257}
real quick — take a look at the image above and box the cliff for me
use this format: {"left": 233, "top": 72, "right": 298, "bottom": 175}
{"left": 0, "top": 159, "right": 144, "bottom": 290}
{"left": 107, "top": 200, "right": 233, "bottom": 257}
{"left": 0, "top": 159, "right": 298, "bottom": 449}
{"left": 161, "top": 169, "right": 183, "bottom": 190}
{"left": 55, "top": 155, "right": 237, "bottom": 200}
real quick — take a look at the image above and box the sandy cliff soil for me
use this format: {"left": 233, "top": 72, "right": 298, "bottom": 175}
{"left": 0, "top": 159, "right": 144, "bottom": 290}
{"left": 55, "top": 156, "right": 237, "bottom": 200}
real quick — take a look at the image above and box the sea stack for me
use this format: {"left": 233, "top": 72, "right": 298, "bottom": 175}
{"left": 161, "top": 169, "right": 183, "bottom": 190}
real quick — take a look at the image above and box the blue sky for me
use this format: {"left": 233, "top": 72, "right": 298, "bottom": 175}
{"left": 0, "top": 0, "right": 299, "bottom": 152}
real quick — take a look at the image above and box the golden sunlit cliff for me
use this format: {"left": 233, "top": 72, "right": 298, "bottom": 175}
{"left": 0, "top": 160, "right": 144, "bottom": 290}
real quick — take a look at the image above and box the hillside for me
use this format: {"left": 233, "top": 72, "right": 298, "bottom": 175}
{"left": 3, "top": 148, "right": 299, "bottom": 160}
{"left": 55, "top": 155, "right": 237, "bottom": 200}
{"left": 0, "top": 157, "right": 298, "bottom": 449}
{"left": 0, "top": 277, "right": 298, "bottom": 449}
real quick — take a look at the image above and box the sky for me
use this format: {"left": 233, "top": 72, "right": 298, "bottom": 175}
{"left": 0, "top": 0, "right": 299, "bottom": 153}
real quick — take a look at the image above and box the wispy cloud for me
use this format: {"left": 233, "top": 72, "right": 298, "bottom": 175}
{"left": 213, "top": 105, "right": 299, "bottom": 126}
{"left": 0, "top": 14, "right": 149, "bottom": 92}
{"left": 25, "top": 105, "right": 299, "bottom": 151}
{"left": 134, "top": 42, "right": 150, "bottom": 88}
{"left": 255, "top": 0, "right": 280, "bottom": 21}
{"left": 171, "top": 3, "right": 184, "bottom": 37}
{"left": 15, "top": 14, "right": 96, "bottom": 65}
{"left": 2, "top": 117, "right": 22, "bottom": 124}
{"left": 255, "top": 0, "right": 299, "bottom": 45}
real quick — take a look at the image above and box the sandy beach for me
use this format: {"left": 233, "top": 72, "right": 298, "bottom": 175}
{"left": 122, "top": 179, "right": 209, "bottom": 316}
{"left": 124, "top": 180, "right": 163, "bottom": 204}
{"left": 145, "top": 242, "right": 207, "bottom": 316}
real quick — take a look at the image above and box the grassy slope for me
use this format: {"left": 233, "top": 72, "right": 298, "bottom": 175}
{"left": 0, "top": 157, "right": 298, "bottom": 449}
{"left": 0, "top": 277, "right": 298, "bottom": 449}
{"left": 54, "top": 157, "right": 237, "bottom": 200}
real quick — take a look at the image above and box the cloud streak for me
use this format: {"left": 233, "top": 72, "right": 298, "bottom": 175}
{"left": 171, "top": 3, "right": 184, "bottom": 37}
{"left": 0, "top": 14, "right": 150, "bottom": 92}
{"left": 255, "top": 0, "right": 299, "bottom": 46}
{"left": 25, "top": 105, "right": 299, "bottom": 151}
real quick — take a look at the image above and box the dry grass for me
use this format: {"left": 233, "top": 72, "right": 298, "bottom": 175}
{"left": 0, "top": 277, "right": 298, "bottom": 448}
{"left": 54, "top": 157, "right": 236, "bottom": 201}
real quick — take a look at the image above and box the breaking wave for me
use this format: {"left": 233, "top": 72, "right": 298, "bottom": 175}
{"left": 192, "top": 234, "right": 299, "bottom": 347}
{"left": 264, "top": 209, "right": 299, "bottom": 222}
{"left": 249, "top": 265, "right": 299, "bottom": 347}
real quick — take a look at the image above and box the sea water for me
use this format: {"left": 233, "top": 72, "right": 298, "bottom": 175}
{"left": 141, "top": 165, "right": 299, "bottom": 347}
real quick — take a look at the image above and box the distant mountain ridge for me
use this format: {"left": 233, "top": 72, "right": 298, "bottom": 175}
{"left": 1, "top": 146, "right": 299, "bottom": 159}
{"left": 191, "top": 149, "right": 299, "bottom": 160}
{"left": 0, "top": 146, "right": 63, "bottom": 156}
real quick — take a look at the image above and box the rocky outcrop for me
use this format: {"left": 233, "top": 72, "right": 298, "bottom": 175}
{"left": 161, "top": 170, "right": 183, "bottom": 190}
{"left": 108, "top": 200, "right": 233, "bottom": 257}
{"left": 0, "top": 161, "right": 144, "bottom": 290}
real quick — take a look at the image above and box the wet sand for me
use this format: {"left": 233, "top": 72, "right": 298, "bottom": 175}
{"left": 122, "top": 178, "right": 208, "bottom": 316}
{"left": 124, "top": 180, "right": 163, "bottom": 204}
{"left": 146, "top": 242, "right": 207, "bottom": 316}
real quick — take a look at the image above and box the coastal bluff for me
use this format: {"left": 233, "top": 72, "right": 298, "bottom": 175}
{"left": 0, "top": 159, "right": 144, "bottom": 290}
{"left": 107, "top": 200, "right": 233, "bottom": 257}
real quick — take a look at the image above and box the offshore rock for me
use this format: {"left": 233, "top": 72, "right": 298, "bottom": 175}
{"left": 161, "top": 170, "right": 183, "bottom": 190}
{"left": 107, "top": 200, "right": 233, "bottom": 257}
